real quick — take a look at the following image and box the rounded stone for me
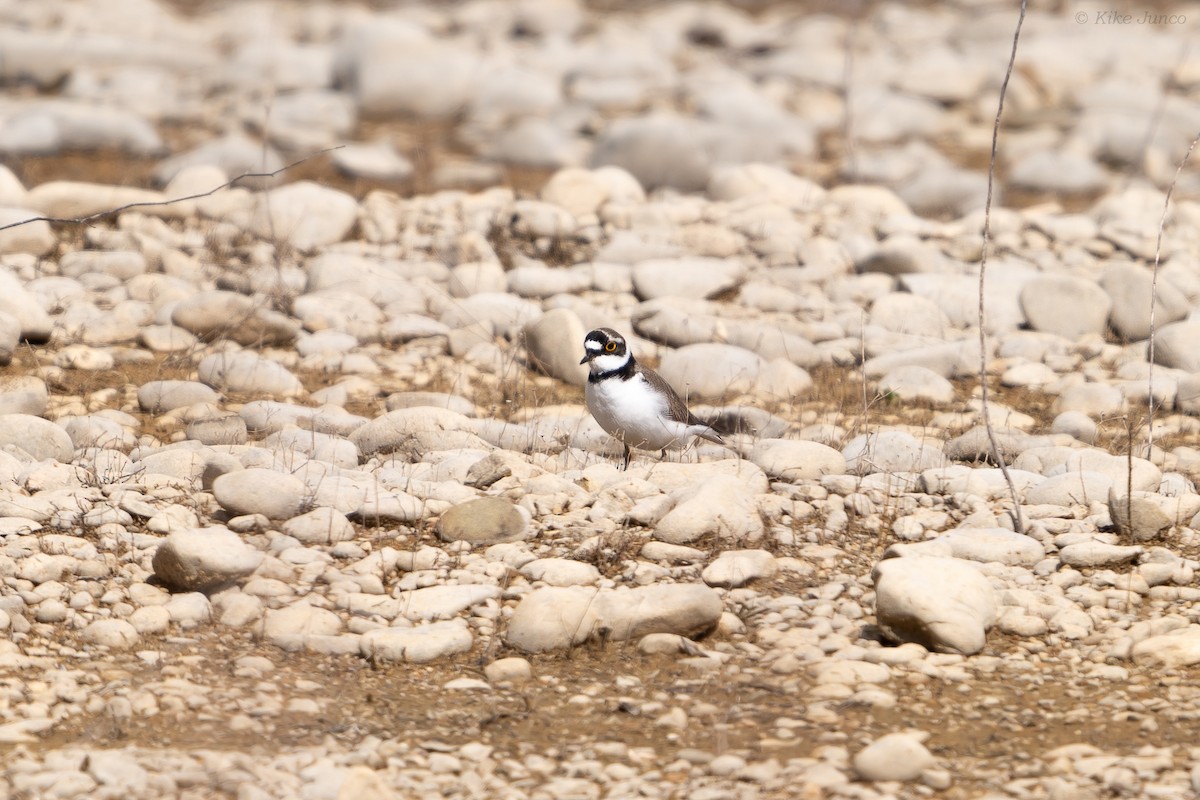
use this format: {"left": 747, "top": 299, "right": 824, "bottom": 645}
{"left": 212, "top": 468, "right": 308, "bottom": 520}
{"left": 437, "top": 497, "right": 528, "bottom": 545}
{"left": 152, "top": 526, "right": 264, "bottom": 592}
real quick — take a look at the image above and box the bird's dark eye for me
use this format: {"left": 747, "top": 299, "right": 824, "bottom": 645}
{"left": 605, "top": 342, "right": 616, "bottom": 352}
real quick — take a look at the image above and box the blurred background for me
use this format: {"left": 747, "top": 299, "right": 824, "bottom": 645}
{"left": 0, "top": 0, "right": 1197, "bottom": 217}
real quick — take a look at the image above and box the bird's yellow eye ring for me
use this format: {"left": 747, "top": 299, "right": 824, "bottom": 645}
{"left": 605, "top": 342, "right": 616, "bottom": 352}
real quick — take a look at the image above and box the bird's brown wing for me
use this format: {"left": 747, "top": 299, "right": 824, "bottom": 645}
{"left": 641, "top": 365, "right": 724, "bottom": 442}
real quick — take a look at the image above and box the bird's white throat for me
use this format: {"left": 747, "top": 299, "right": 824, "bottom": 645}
{"left": 587, "top": 352, "right": 630, "bottom": 376}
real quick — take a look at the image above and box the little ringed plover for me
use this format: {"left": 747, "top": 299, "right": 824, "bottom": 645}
{"left": 580, "top": 327, "right": 723, "bottom": 470}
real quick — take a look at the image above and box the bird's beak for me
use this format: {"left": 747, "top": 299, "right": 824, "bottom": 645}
{"left": 579, "top": 353, "right": 592, "bottom": 365}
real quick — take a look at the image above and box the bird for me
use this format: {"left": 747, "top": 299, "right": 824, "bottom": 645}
{"left": 580, "top": 327, "right": 724, "bottom": 470}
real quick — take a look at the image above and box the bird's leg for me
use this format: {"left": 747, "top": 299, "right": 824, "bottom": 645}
{"left": 660, "top": 448, "right": 667, "bottom": 461}
{"left": 622, "top": 444, "right": 632, "bottom": 471}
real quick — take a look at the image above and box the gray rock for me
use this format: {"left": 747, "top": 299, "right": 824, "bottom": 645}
{"left": 887, "top": 528, "right": 1045, "bottom": 566}
{"left": 172, "top": 290, "right": 299, "bottom": 346}
{"left": 394, "top": 585, "right": 501, "bottom": 621}
{"left": 524, "top": 307, "right": 588, "bottom": 387}
{"left": 868, "top": 292, "right": 951, "bottom": 337}
{"left": 1019, "top": 274, "right": 1112, "bottom": 339}
{"left": 1154, "top": 321, "right": 1200, "bottom": 372}
{"left": 82, "top": 619, "right": 140, "bottom": 650}
{"left": 748, "top": 439, "right": 846, "bottom": 481}
{"left": 152, "top": 526, "right": 264, "bottom": 592}
{"left": 0, "top": 414, "right": 74, "bottom": 462}
{"left": 1052, "top": 383, "right": 1125, "bottom": 417}
{"left": 0, "top": 269, "right": 53, "bottom": 342}
{"left": 360, "top": 620, "right": 474, "bottom": 664}
{"left": 385, "top": 392, "right": 476, "bottom": 417}
{"left": 438, "top": 497, "right": 529, "bottom": 545}
{"left": 439, "top": 293, "right": 542, "bottom": 339}
{"left": 0, "top": 208, "right": 54, "bottom": 256}
{"left": 282, "top": 507, "right": 356, "bottom": 545}
{"left": 349, "top": 31, "right": 481, "bottom": 118}
{"left": 655, "top": 475, "right": 763, "bottom": 544}
{"left": 350, "top": 406, "right": 478, "bottom": 457}
{"left": 332, "top": 140, "right": 414, "bottom": 181}
{"left": 853, "top": 732, "right": 936, "bottom": 783}
{"left": 1109, "top": 489, "right": 1188, "bottom": 542}
{"left": 632, "top": 258, "right": 746, "bottom": 301}
{"left": 842, "top": 430, "right": 948, "bottom": 476}
{"left": 154, "top": 133, "right": 284, "bottom": 186}
{"left": 862, "top": 339, "right": 984, "bottom": 380}
{"left": 248, "top": 181, "right": 359, "bottom": 251}
{"left": 504, "top": 584, "right": 722, "bottom": 653}
{"left": 655, "top": 343, "right": 766, "bottom": 401}
{"left": 1000, "top": 361, "right": 1058, "bottom": 389}
{"left": 212, "top": 468, "right": 308, "bottom": 520}
{"left": 507, "top": 265, "right": 591, "bottom": 298}
{"left": 186, "top": 415, "right": 248, "bottom": 446}
{"left": 139, "top": 324, "right": 198, "bottom": 353}
{"left": 241, "top": 401, "right": 367, "bottom": 437}
{"left": 197, "top": 351, "right": 305, "bottom": 397}
{"left": 1051, "top": 410, "right": 1098, "bottom": 444}
{"left": 872, "top": 555, "right": 998, "bottom": 655}
{"left": 0, "top": 375, "right": 48, "bottom": 416}
{"left": 1101, "top": 262, "right": 1190, "bottom": 341}
{"left": 520, "top": 558, "right": 601, "bottom": 587}
{"left": 261, "top": 426, "right": 358, "bottom": 468}
{"left": 1023, "top": 471, "right": 1114, "bottom": 506}
{"left": 878, "top": 365, "right": 955, "bottom": 404}
{"left": 1131, "top": 626, "right": 1200, "bottom": 669}
{"left": 1058, "top": 541, "right": 1143, "bottom": 568}
{"left": 1009, "top": 149, "right": 1106, "bottom": 194}
{"left": 707, "top": 163, "right": 825, "bottom": 210}
{"left": 262, "top": 602, "right": 343, "bottom": 649}
{"left": 701, "top": 549, "right": 777, "bottom": 588}
{"left": 540, "top": 166, "right": 645, "bottom": 217}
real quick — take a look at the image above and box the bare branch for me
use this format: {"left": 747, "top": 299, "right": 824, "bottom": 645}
{"left": 0, "top": 146, "right": 343, "bottom": 234}
{"left": 1146, "top": 129, "right": 1200, "bottom": 455}
{"left": 978, "top": 0, "right": 1028, "bottom": 535}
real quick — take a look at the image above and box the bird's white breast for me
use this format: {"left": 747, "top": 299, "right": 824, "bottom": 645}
{"left": 586, "top": 372, "right": 694, "bottom": 451}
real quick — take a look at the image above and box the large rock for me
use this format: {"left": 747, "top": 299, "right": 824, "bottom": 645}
{"left": 524, "top": 307, "right": 588, "bottom": 387}
{"left": 247, "top": 181, "right": 359, "bottom": 251}
{"left": 632, "top": 258, "right": 746, "bottom": 301}
{"left": 1019, "top": 274, "right": 1111, "bottom": 339}
{"left": 1132, "top": 625, "right": 1200, "bottom": 668}
{"left": 212, "top": 468, "right": 308, "bottom": 520}
{"left": 748, "top": 439, "right": 846, "bottom": 482}
{"left": 505, "top": 584, "right": 723, "bottom": 653}
{"left": 0, "top": 414, "right": 73, "bottom": 462}
{"left": 1101, "top": 262, "right": 1189, "bottom": 341}
{"left": 872, "top": 556, "right": 998, "bottom": 655}
{"left": 360, "top": 620, "right": 474, "bottom": 664}
{"left": 172, "top": 290, "right": 299, "bottom": 346}
{"left": 152, "top": 527, "right": 264, "bottom": 592}
{"left": 197, "top": 351, "right": 305, "bottom": 396}
{"left": 842, "top": 430, "right": 949, "bottom": 476}
{"left": 654, "top": 343, "right": 763, "bottom": 401}
{"left": 655, "top": 474, "right": 764, "bottom": 544}
{"left": 853, "top": 732, "right": 937, "bottom": 783}
{"left": 885, "top": 528, "right": 1045, "bottom": 567}
{"left": 1154, "top": 321, "right": 1200, "bottom": 372}
{"left": 0, "top": 269, "right": 52, "bottom": 342}
{"left": 437, "top": 497, "right": 529, "bottom": 545}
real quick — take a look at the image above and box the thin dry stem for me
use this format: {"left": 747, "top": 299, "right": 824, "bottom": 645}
{"left": 978, "top": 0, "right": 1028, "bottom": 535}
{"left": 1147, "top": 129, "right": 1200, "bottom": 456}
{"left": 0, "top": 147, "right": 343, "bottom": 233}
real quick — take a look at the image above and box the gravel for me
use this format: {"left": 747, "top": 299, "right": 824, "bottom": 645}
{"left": 2, "top": 0, "right": 1200, "bottom": 798}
